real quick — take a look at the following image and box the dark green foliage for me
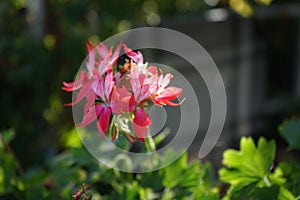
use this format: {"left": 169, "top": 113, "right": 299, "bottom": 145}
{"left": 279, "top": 118, "right": 300, "bottom": 150}
{"left": 0, "top": 130, "right": 218, "bottom": 199}
{"left": 1, "top": 124, "right": 300, "bottom": 199}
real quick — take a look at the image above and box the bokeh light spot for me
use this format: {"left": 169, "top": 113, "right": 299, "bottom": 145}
{"left": 43, "top": 34, "right": 56, "bottom": 50}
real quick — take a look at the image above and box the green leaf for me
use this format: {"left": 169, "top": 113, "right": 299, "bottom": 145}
{"left": 278, "top": 186, "right": 295, "bottom": 200}
{"left": 279, "top": 119, "right": 300, "bottom": 150}
{"left": 163, "top": 153, "right": 188, "bottom": 188}
{"left": 162, "top": 153, "right": 215, "bottom": 199}
{"left": 219, "top": 137, "right": 276, "bottom": 187}
{"left": 137, "top": 170, "right": 164, "bottom": 192}
{"left": 219, "top": 137, "right": 283, "bottom": 199}
{"left": 1, "top": 129, "right": 15, "bottom": 144}
{"left": 278, "top": 161, "right": 300, "bottom": 197}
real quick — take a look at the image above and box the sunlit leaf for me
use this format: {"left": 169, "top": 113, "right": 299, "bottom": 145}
{"left": 219, "top": 137, "right": 288, "bottom": 198}
{"left": 255, "top": 0, "right": 272, "bottom": 6}
{"left": 220, "top": 137, "right": 276, "bottom": 186}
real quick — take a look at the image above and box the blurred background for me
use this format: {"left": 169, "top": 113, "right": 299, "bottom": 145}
{"left": 1, "top": 0, "right": 300, "bottom": 171}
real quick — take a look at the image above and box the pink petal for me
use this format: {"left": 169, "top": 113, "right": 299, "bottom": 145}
{"left": 97, "top": 48, "right": 113, "bottom": 75}
{"left": 111, "top": 87, "right": 135, "bottom": 114}
{"left": 95, "top": 43, "right": 109, "bottom": 59}
{"left": 78, "top": 104, "right": 103, "bottom": 127}
{"left": 160, "top": 73, "right": 173, "bottom": 88}
{"left": 97, "top": 59, "right": 108, "bottom": 76}
{"left": 154, "top": 87, "right": 185, "bottom": 106}
{"left": 92, "top": 78, "right": 105, "bottom": 102}
{"left": 86, "top": 50, "right": 95, "bottom": 74}
{"left": 72, "top": 84, "right": 91, "bottom": 105}
{"left": 157, "top": 87, "right": 182, "bottom": 100}
{"left": 137, "top": 84, "right": 150, "bottom": 103}
{"left": 128, "top": 94, "right": 136, "bottom": 112}
{"left": 123, "top": 44, "right": 143, "bottom": 65}
{"left": 145, "top": 75, "right": 159, "bottom": 94}
{"left": 133, "top": 107, "right": 151, "bottom": 127}
{"left": 147, "top": 66, "right": 158, "bottom": 75}
{"left": 84, "top": 92, "right": 97, "bottom": 114}
{"left": 155, "top": 98, "right": 185, "bottom": 107}
{"left": 86, "top": 40, "right": 94, "bottom": 53}
{"left": 130, "top": 66, "right": 141, "bottom": 102}
{"left": 62, "top": 71, "right": 86, "bottom": 91}
{"left": 104, "top": 71, "right": 114, "bottom": 101}
{"left": 110, "top": 88, "right": 122, "bottom": 114}
{"left": 133, "top": 123, "right": 148, "bottom": 142}
{"left": 109, "top": 43, "right": 122, "bottom": 66}
{"left": 97, "top": 106, "right": 111, "bottom": 137}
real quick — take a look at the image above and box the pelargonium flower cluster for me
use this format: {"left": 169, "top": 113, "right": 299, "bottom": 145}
{"left": 62, "top": 41, "right": 185, "bottom": 142}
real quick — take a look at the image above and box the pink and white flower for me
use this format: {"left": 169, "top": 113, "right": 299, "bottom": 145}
{"left": 63, "top": 41, "right": 185, "bottom": 143}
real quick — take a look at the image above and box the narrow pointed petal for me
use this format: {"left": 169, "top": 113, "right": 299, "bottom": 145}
{"left": 110, "top": 88, "right": 122, "bottom": 114}
{"left": 160, "top": 73, "right": 173, "bottom": 88}
{"left": 97, "top": 59, "right": 108, "bottom": 76}
{"left": 86, "top": 40, "right": 94, "bottom": 53}
{"left": 62, "top": 85, "right": 76, "bottom": 92}
{"left": 137, "top": 84, "right": 150, "bottom": 103}
{"left": 156, "top": 98, "right": 186, "bottom": 107}
{"left": 104, "top": 71, "right": 114, "bottom": 101}
{"left": 78, "top": 105, "right": 103, "bottom": 127}
{"left": 62, "top": 71, "right": 86, "bottom": 91}
{"left": 97, "top": 106, "right": 111, "bottom": 137}
{"left": 123, "top": 44, "right": 143, "bottom": 64}
{"left": 130, "top": 65, "right": 141, "bottom": 102}
{"left": 96, "top": 43, "right": 109, "bottom": 59}
{"left": 153, "top": 87, "right": 184, "bottom": 106}
{"left": 84, "top": 92, "right": 97, "bottom": 114}
{"left": 97, "top": 48, "right": 113, "bottom": 75}
{"left": 110, "top": 43, "right": 122, "bottom": 66}
{"left": 128, "top": 94, "right": 136, "bottom": 112}
{"left": 64, "top": 102, "right": 73, "bottom": 106}
{"left": 92, "top": 78, "right": 105, "bottom": 101}
{"left": 72, "top": 84, "right": 91, "bottom": 105}
{"left": 86, "top": 50, "right": 95, "bottom": 74}
{"left": 157, "top": 87, "right": 183, "bottom": 100}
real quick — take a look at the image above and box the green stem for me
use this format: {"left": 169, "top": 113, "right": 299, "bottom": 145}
{"left": 0, "top": 132, "right": 24, "bottom": 176}
{"left": 263, "top": 175, "right": 271, "bottom": 187}
{"left": 145, "top": 135, "right": 156, "bottom": 152}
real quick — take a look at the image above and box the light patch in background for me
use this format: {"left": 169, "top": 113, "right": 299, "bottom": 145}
{"left": 88, "top": 35, "right": 100, "bottom": 44}
{"left": 13, "top": 0, "right": 25, "bottom": 9}
{"left": 204, "top": 0, "right": 219, "bottom": 7}
{"left": 175, "top": 0, "right": 191, "bottom": 13}
{"left": 255, "top": 0, "right": 272, "bottom": 6}
{"left": 230, "top": 0, "right": 253, "bottom": 17}
{"left": 143, "top": 0, "right": 158, "bottom": 14}
{"left": 117, "top": 20, "right": 132, "bottom": 32}
{"left": 146, "top": 13, "right": 161, "bottom": 26}
{"left": 44, "top": 34, "right": 56, "bottom": 50}
{"left": 204, "top": 8, "right": 228, "bottom": 22}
